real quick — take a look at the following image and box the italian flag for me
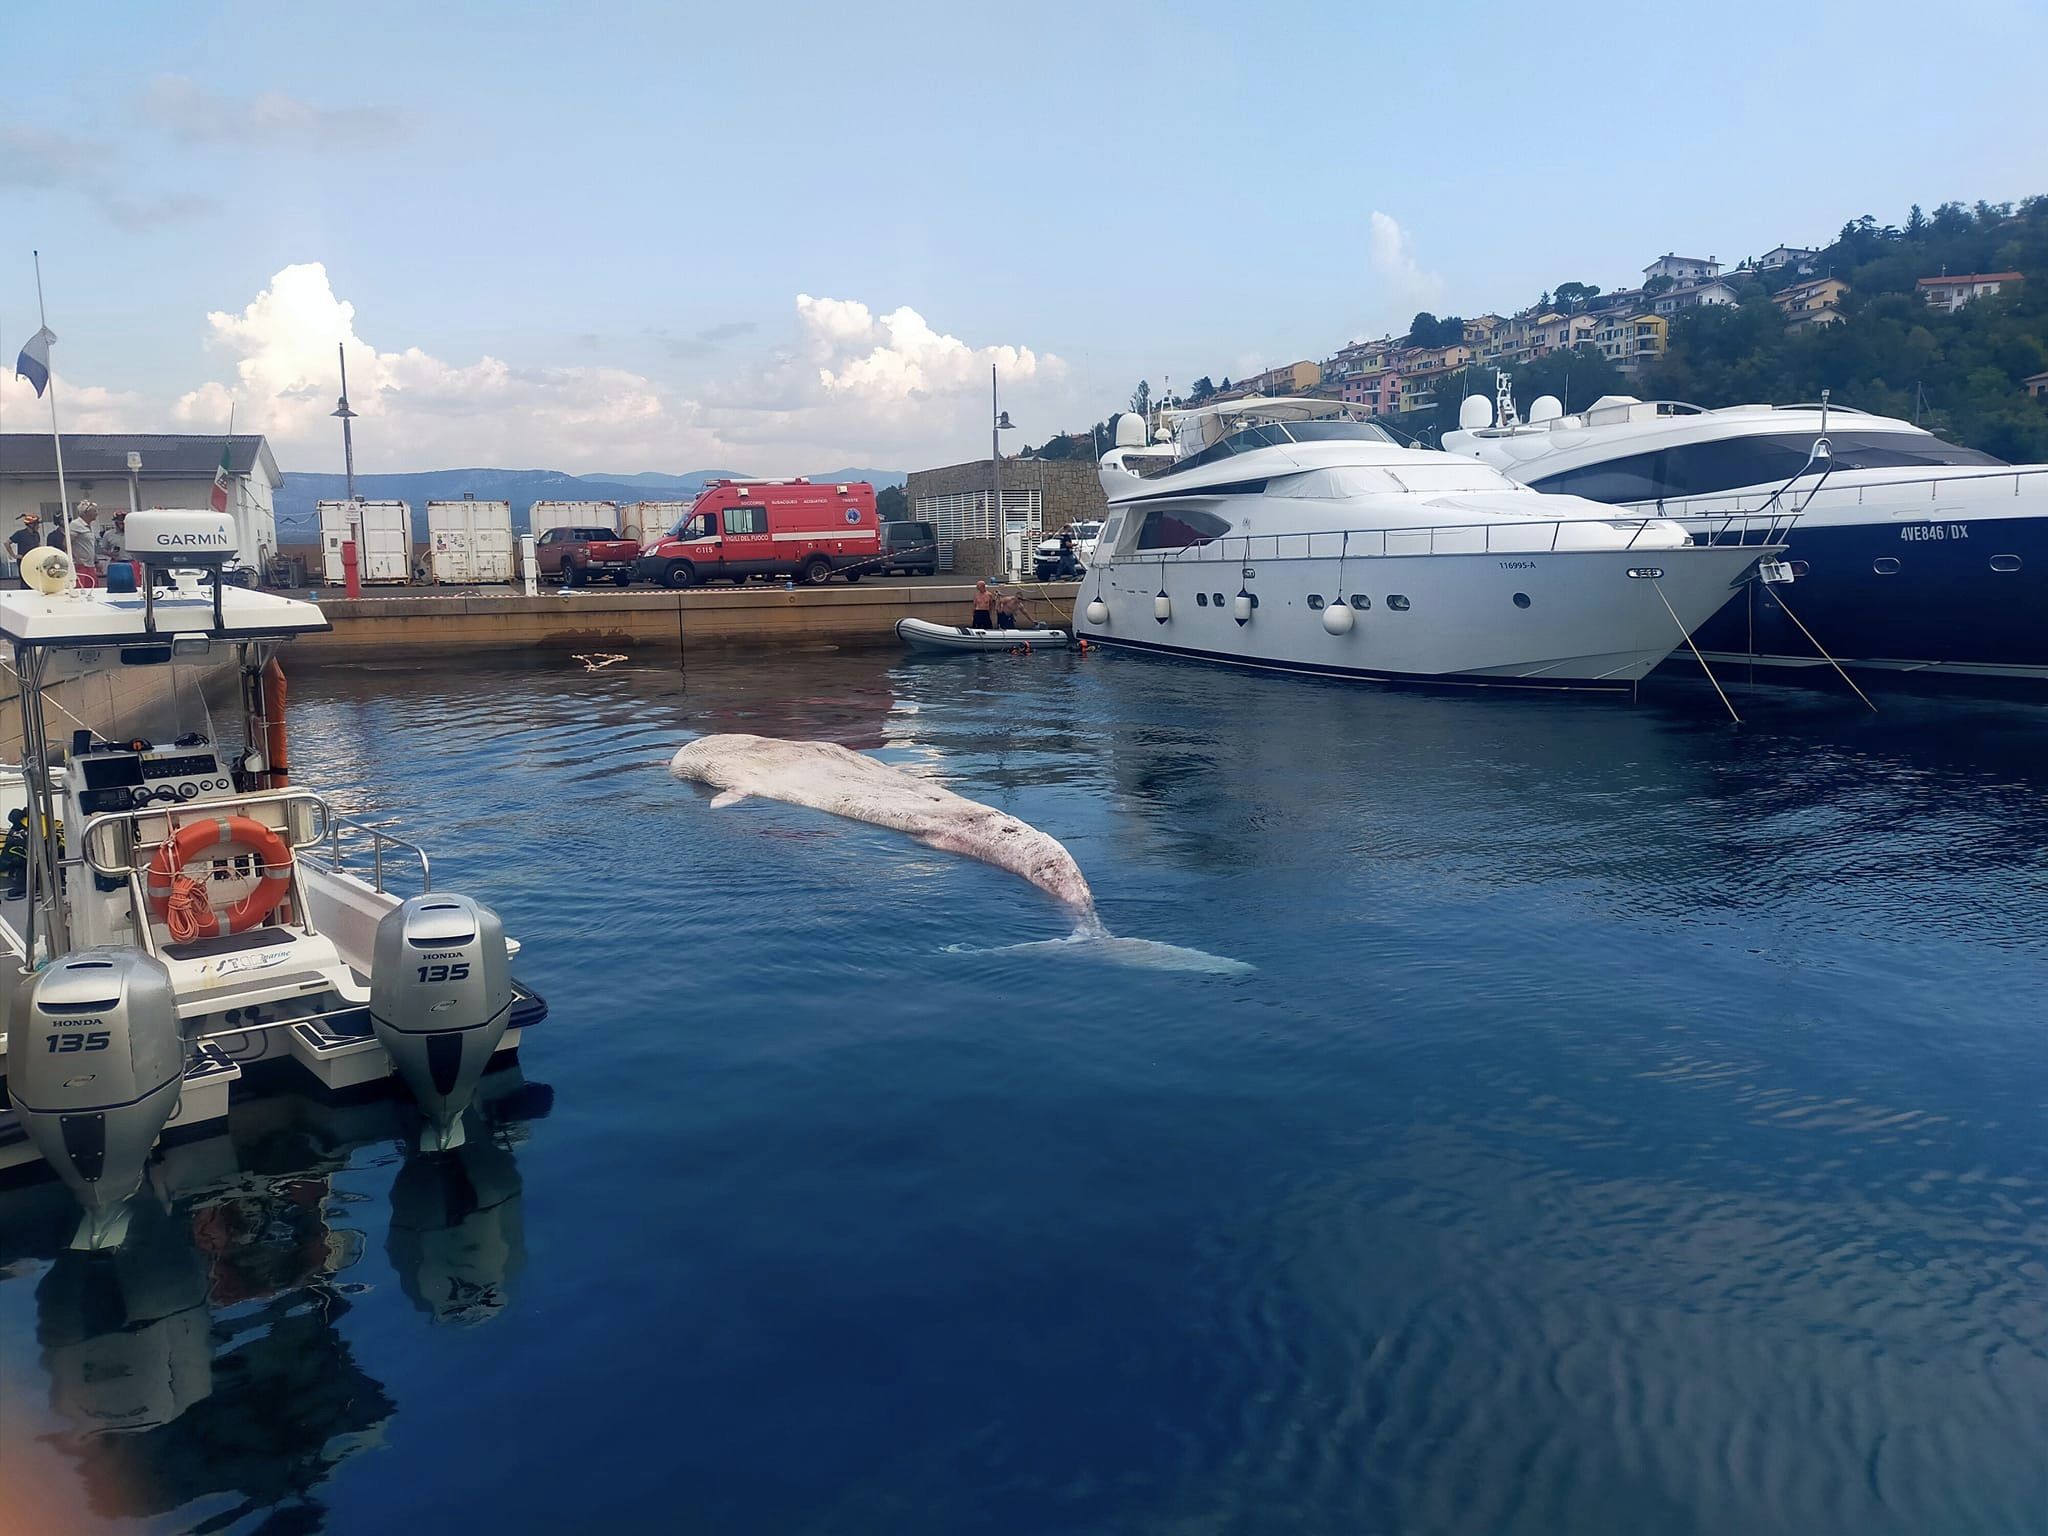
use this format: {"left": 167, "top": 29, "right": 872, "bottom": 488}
{"left": 210, "top": 443, "right": 231, "bottom": 513}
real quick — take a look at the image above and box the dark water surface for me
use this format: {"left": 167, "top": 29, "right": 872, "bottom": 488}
{"left": 4, "top": 648, "right": 2047, "bottom": 1534}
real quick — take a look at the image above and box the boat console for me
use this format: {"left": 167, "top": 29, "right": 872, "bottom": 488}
{"left": 70, "top": 732, "right": 239, "bottom": 815}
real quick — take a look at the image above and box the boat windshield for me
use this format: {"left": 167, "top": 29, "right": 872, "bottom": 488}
{"left": 1166, "top": 420, "right": 1398, "bottom": 478}
{"left": 1529, "top": 430, "right": 2006, "bottom": 503}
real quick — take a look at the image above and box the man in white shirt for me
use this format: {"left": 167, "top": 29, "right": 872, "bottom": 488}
{"left": 69, "top": 502, "right": 99, "bottom": 582}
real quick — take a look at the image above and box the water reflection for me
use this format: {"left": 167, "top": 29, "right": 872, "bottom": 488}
{"left": 1, "top": 1067, "right": 550, "bottom": 1529}
{"left": 387, "top": 1134, "right": 526, "bottom": 1326}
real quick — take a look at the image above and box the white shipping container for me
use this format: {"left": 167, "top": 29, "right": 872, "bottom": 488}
{"left": 622, "top": 499, "right": 690, "bottom": 548}
{"left": 425, "top": 499, "right": 514, "bottom": 585}
{"left": 316, "top": 500, "right": 412, "bottom": 584}
{"left": 528, "top": 500, "right": 619, "bottom": 538}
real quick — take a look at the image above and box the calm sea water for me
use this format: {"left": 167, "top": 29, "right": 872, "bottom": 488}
{"left": 4, "top": 647, "right": 2047, "bottom": 1535}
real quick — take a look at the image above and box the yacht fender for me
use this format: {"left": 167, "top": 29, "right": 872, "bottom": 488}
{"left": 371, "top": 895, "right": 514, "bottom": 1153}
{"left": 12, "top": 949, "right": 184, "bottom": 1251}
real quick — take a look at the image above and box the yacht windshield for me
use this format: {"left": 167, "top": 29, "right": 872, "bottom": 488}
{"left": 1530, "top": 430, "right": 2005, "bottom": 503}
{"left": 1167, "top": 419, "right": 1398, "bottom": 478}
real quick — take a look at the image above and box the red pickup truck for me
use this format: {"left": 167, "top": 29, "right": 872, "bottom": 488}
{"left": 535, "top": 525, "right": 641, "bottom": 586}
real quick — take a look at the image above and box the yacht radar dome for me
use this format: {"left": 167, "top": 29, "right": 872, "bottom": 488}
{"left": 1528, "top": 395, "right": 1564, "bottom": 424}
{"left": 1457, "top": 395, "right": 1495, "bottom": 431}
{"left": 1113, "top": 412, "right": 1147, "bottom": 450}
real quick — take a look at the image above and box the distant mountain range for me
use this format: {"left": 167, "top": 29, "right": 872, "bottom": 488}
{"left": 275, "top": 465, "right": 907, "bottom": 539}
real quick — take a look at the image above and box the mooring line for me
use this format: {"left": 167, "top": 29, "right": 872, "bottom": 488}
{"left": 1652, "top": 581, "right": 1741, "bottom": 725}
{"left": 1767, "top": 587, "right": 1879, "bottom": 713}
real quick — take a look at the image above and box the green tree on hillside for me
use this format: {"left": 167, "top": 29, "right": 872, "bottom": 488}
{"left": 1635, "top": 194, "right": 2048, "bottom": 461}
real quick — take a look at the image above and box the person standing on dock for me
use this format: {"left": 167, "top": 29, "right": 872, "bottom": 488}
{"left": 70, "top": 502, "right": 100, "bottom": 585}
{"left": 8, "top": 514, "right": 43, "bottom": 584}
{"left": 971, "top": 579, "right": 994, "bottom": 629}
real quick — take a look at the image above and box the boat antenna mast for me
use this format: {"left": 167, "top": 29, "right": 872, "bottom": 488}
{"left": 1494, "top": 368, "right": 1520, "bottom": 430}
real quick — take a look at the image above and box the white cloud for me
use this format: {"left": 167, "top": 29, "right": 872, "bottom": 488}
{"left": 1367, "top": 210, "right": 1447, "bottom": 324}
{"left": 140, "top": 76, "right": 411, "bottom": 150}
{"left": 153, "top": 265, "right": 1078, "bottom": 473}
{"left": 692, "top": 294, "right": 1069, "bottom": 467}
{"left": 1, "top": 368, "right": 147, "bottom": 434}
{"left": 0, "top": 121, "right": 218, "bottom": 228}
{"left": 172, "top": 263, "right": 717, "bottom": 471}
{"left": 9, "top": 263, "right": 1084, "bottom": 474}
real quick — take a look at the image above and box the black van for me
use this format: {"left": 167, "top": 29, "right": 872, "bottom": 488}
{"left": 877, "top": 520, "right": 938, "bottom": 576}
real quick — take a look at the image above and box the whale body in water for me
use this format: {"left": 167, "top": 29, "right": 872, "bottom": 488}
{"left": 669, "top": 733, "right": 1249, "bottom": 975}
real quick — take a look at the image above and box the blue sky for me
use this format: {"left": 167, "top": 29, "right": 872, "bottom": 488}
{"left": 2, "top": 0, "right": 2043, "bottom": 474}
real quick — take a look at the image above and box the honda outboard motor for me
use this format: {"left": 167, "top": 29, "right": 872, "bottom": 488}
{"left": 371, "top": 894, "right": 512, "bottom": 1153}
{"left": 12, "top": 949, "right": 184, "bottom": 1251}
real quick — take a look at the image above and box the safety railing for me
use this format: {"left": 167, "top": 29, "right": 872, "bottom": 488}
{"left": 78, "top": 788, "right": 336, "bottom": 961}
{"left": 1100, "top": 510, "right": 1794, "bottom": 569}
{"left": 1618, "top": 463, "right": 2048, "bottom": 524}
{"left": 308, "top": 809, "right": 433, "bottom": 896}
{"left": 78, "top": 788, "right": 335, "bottom": 880}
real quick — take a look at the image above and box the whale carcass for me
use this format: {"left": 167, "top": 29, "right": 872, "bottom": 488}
{"left": 668, "top": 734, "right": 1248, "bottom": 975}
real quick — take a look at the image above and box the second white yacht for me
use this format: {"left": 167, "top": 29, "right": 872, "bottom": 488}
{"left": 1073, "top": 398, "right": 1785, "bottom": 690}
{"left": 1444, "top": 387, "right": 2048, "bottom": 684}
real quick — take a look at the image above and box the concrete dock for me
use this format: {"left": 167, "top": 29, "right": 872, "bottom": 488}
{"left": 292, "top": 580, "right": 1083, "bottom": 663}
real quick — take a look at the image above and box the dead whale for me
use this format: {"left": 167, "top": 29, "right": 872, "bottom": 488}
{"left": 669, "top": 734, "right": 1250, "bottom": 976}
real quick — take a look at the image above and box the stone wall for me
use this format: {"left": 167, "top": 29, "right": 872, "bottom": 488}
{"left": 288, "top": 581, "right": 1081, "bottom": 663}
{"left": 947, "top": 537, "right": 1002, "bottom": 581}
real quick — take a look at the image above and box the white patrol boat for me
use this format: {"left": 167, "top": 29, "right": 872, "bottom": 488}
{"left": 0, "top": 511, "right": 548, "bottom": 1249}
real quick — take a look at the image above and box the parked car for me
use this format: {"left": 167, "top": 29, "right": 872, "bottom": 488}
{"left": 877, "top": 520, "right": 938, "bottom": 576}
{"left": 535, "top": 525, "right": 641, "bottom": 586}
{"left": 633, "top": 479, "right": 879, "bottom": 588}
{"left": 1032, "top": 520, "right": 1103, "bottom": 581}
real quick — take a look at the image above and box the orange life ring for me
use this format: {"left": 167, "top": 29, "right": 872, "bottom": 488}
{"left": 143, "top": 815, "right": 294, "bottom": 941}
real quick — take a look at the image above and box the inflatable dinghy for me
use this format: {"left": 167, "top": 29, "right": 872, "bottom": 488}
{"left": 896, "top": 616, "right": 1068, "bottom": 653}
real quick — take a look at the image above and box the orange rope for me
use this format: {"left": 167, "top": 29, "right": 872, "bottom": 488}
{"left": 166, "top": 872, "right": 213, "bottom": 942}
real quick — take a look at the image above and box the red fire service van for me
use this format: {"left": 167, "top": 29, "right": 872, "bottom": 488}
{"left": 633, "top": 479, "right": 880, "bottom": 587}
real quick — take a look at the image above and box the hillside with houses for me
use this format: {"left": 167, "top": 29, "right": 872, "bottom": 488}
{"left": 1049, "top": 196, "right": 2048, "bottom": 466}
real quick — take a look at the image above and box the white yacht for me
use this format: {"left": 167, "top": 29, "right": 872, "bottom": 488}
{"left": 1444, "top": 387, "right": 2048, "bottom": 683}
{"left": 0, "top": 512, "right": 548, "bottom": 1249}
{"left": 1073, "top": 398, "right": 1785, "bottom": 689}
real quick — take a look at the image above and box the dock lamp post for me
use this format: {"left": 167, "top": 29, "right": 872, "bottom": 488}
{"left": 991, "top": 364, "right": 1016, "bottom": 577}
{"left": 332, "top": 343, "right": 362, "bottom": 599}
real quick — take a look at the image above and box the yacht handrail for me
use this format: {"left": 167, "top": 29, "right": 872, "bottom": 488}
{"left": 1604, "top": 462, "right": 2048, "bottom": 518}
{"left": 1101, "top": 510, "right": 1795, "bottom": 566}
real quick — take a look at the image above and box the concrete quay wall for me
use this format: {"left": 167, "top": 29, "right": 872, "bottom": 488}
{"left": 291, "top": 582, "right": 1082, "bottom": 663}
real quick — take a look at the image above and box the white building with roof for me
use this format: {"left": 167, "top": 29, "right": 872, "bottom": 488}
{"left": 1643, "top": 253, "right": 1721, "bottom": 285}
{"left": 0, "top": 433, "right": 280, "bottom": 568}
